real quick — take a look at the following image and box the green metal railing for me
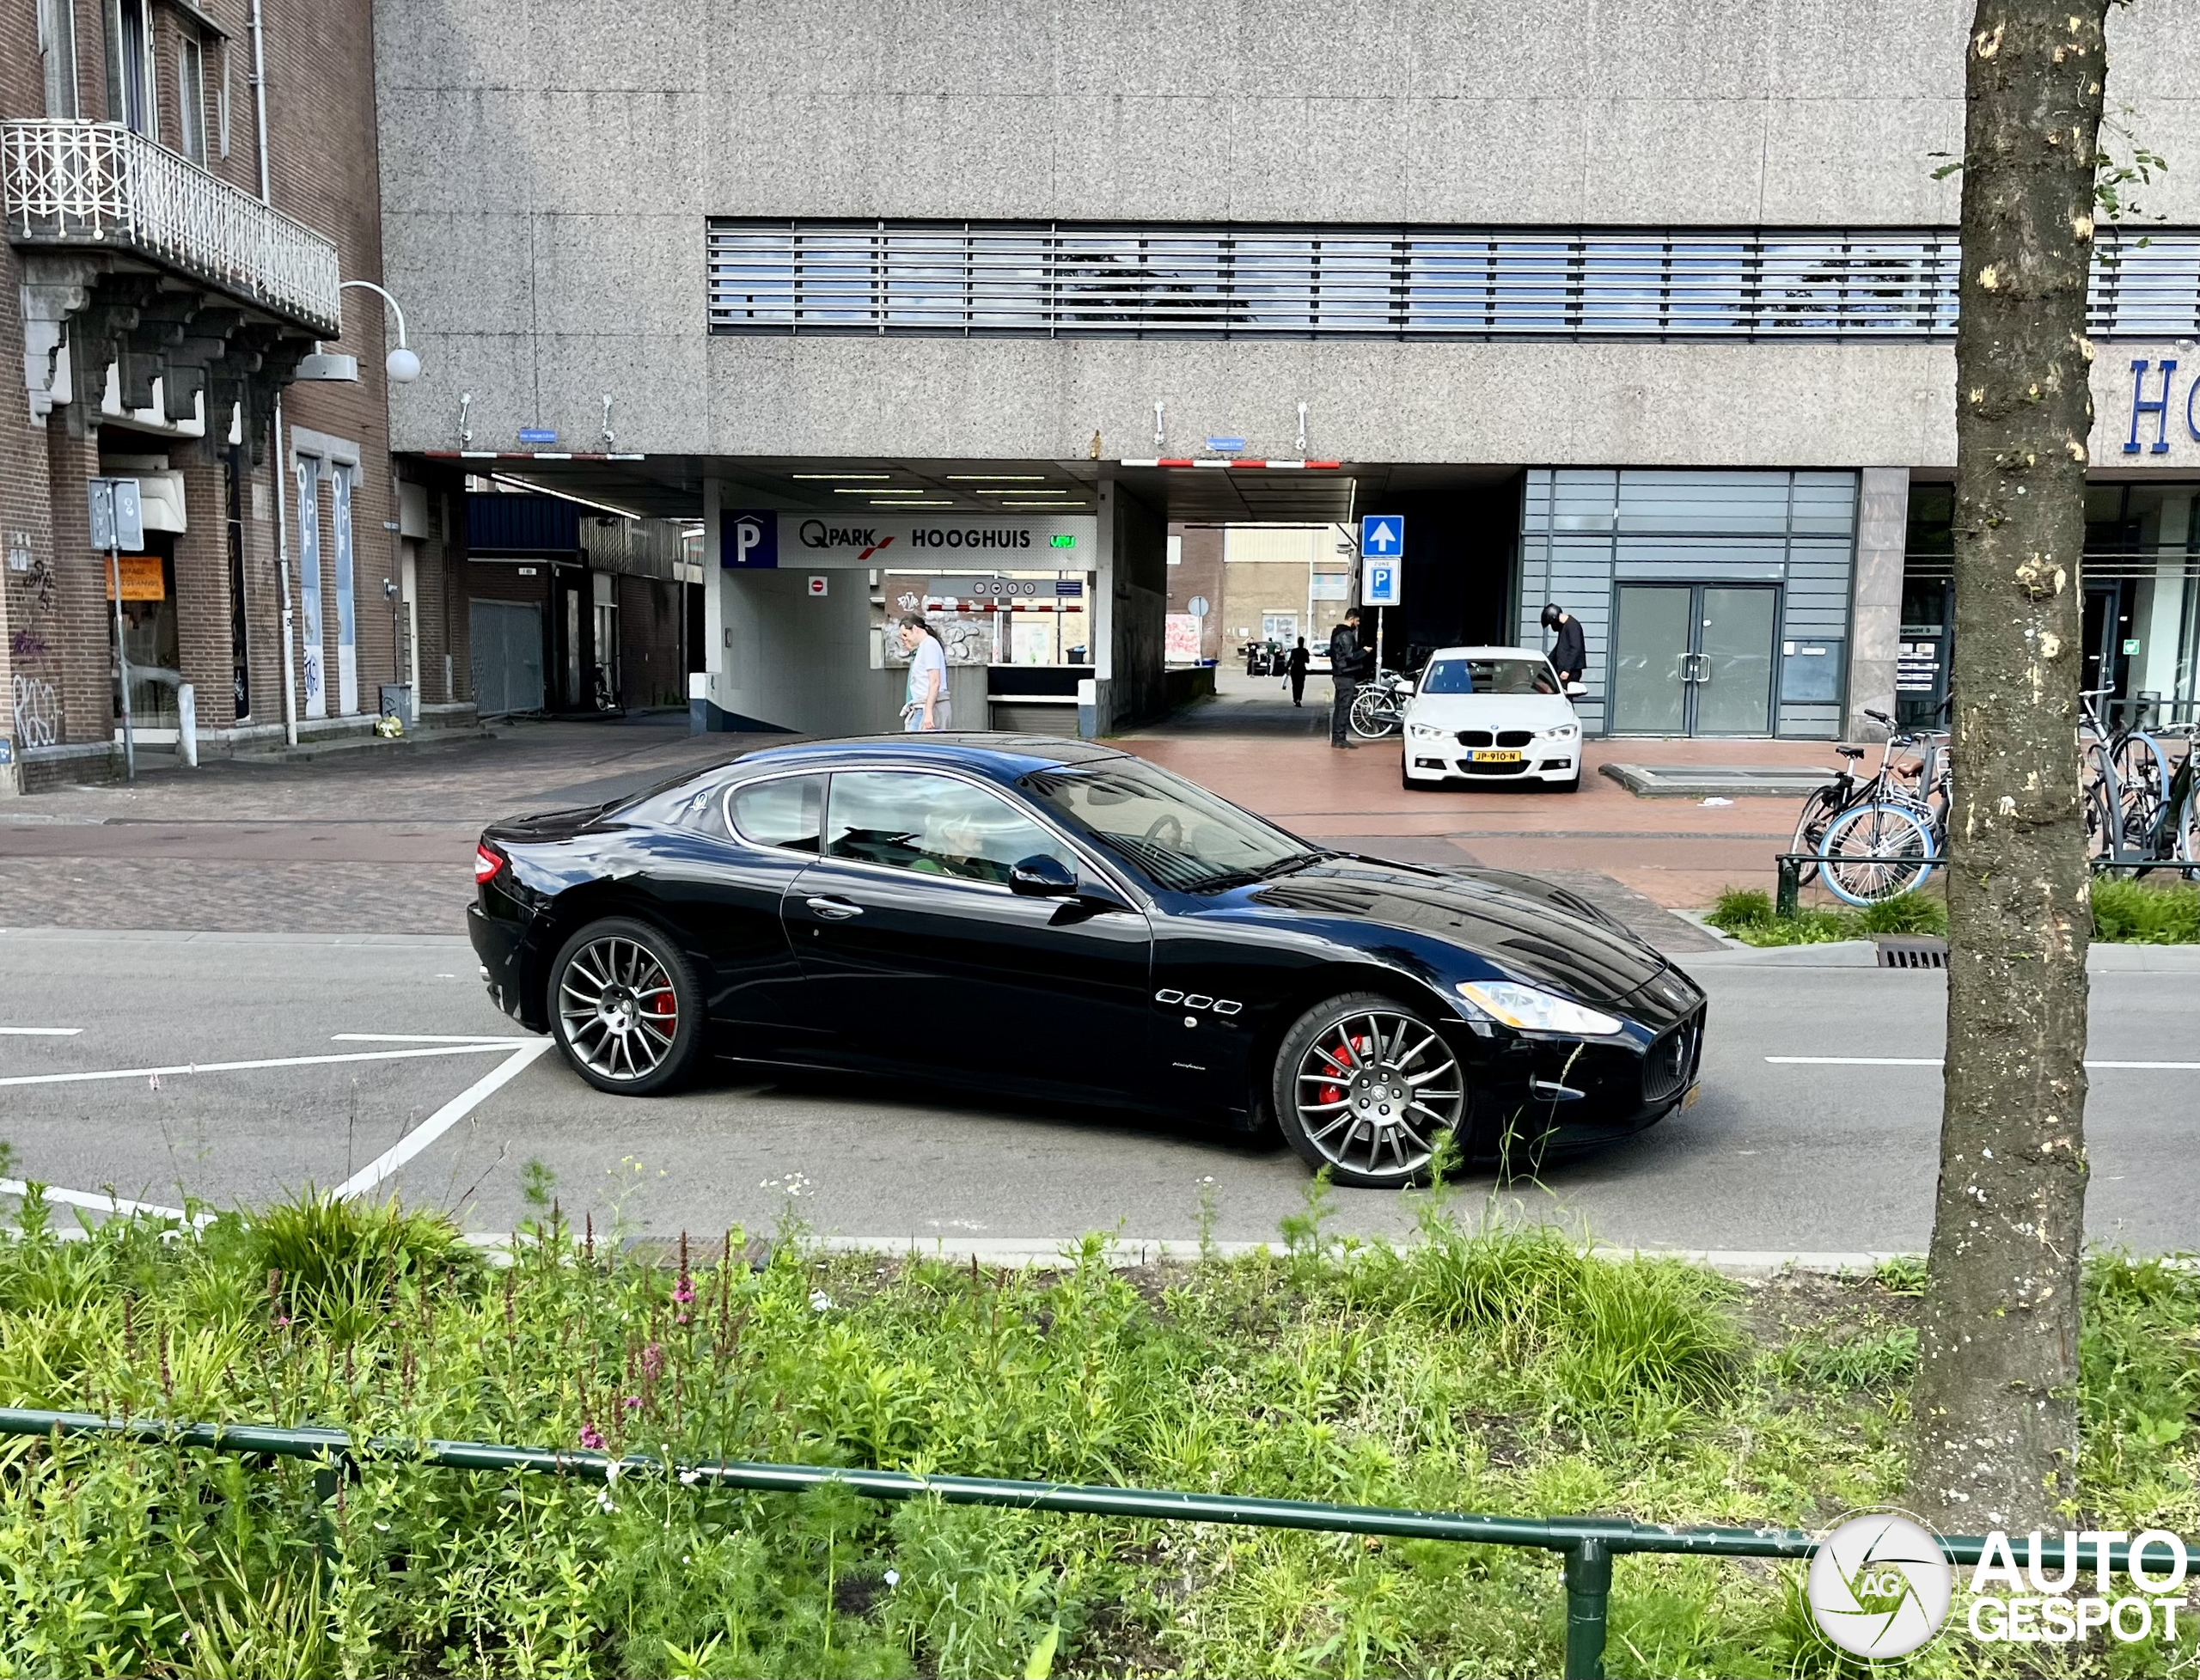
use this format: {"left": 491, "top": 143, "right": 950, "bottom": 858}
{"left": 0, "top": 1406, "right": 2181, "bottom": 1679}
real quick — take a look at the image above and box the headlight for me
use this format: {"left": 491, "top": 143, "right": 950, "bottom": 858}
{"left": 1407, "top": 723, "right": 1442, "bottom": 739}
{"left": 1456, "top": 980, "right": 1623, "bottom": 1036}
{"left": 1538, "top": 724, "right": 1580, "bottom": 739}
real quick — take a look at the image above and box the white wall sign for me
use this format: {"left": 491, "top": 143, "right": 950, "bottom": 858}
{"left": 776, "top": 512, "right": 1097, "bottom": 567}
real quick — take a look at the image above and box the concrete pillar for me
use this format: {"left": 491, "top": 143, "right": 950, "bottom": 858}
{"left": 1102, "top": 481, "right": 1168, "bottom": 731}
{"left": 1846, "top": 467, "right": 1909, "bottom": 741}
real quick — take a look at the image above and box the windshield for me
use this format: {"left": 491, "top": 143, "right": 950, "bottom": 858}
{"left": 1419, "top": 657, "right": 1558, "bottom": 696}
{"left": 1021, "top": 759, "right": 1317, "bottom": 892}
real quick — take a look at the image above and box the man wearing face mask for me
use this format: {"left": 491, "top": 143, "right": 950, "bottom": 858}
{"left": 1542, "top": 603, "right": 1586, "bottom": 695}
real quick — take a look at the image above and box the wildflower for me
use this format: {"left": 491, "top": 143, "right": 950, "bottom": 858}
{"left": 622, "top": 1395, "right": 642, "bottom": 1411}
{"left": 678, "top": 1469, "right": 700, "bottom": 1487}
{"left": 885, "top": 1569, "right": 901, "bottom": 1588}
{"left": 809, "top": 1289, "right": 833, "bottom": 1312}
{"left": 603, "top": 1460, "right": 621, "bottom": 1486}
{"left": 673, "top": 1274, "right": 694, "bottom": 1305}
{"left": 578, "top": 1423, "right": 605, "bottom": 1450}
{"left": 641, "top": 1343, "right": 663, "bottom": 1379}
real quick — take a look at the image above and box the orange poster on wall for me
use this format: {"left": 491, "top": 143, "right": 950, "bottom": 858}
{"left": 104, "top": 555, "right": 166, "bottom": 601}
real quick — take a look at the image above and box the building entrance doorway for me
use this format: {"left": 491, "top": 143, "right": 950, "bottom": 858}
{"left": 1610, "top": 583, "right": 1779, "bottom": 736}
{"left": 2082, "top": 579, "right": 2133, "bottom": 715}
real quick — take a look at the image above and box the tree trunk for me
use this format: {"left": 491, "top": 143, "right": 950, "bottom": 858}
{"left": 1908, "top": 0, "right": 2108, "bottom": 1534}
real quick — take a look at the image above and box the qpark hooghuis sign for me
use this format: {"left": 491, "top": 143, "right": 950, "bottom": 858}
{"left": 722, "top": 511, "right": 1097, "bottom": 569}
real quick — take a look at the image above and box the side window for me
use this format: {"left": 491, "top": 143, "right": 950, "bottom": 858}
{"left": 823, "top": 771, "right": 1071, "bottom": 885}
{"left": 725, "top": 775, "right": 824, "bottom": 852}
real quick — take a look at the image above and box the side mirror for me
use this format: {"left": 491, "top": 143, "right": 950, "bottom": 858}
{"left": 1009, "top": 854, "right": 1078, "bottom": 897}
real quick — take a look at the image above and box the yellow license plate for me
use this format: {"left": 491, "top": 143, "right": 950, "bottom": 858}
{"left": 1683, "top": 1084, "right": 1703, "bottom": 1109}
{"left": 1468, "top": 749, "right": 1522, "bottom": 762}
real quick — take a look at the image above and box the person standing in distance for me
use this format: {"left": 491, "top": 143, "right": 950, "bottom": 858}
{"left": 1286, "top": 637, "right": 1310, "bottom": 706}
{"left": 898, "top": 614, "right": 950, "bottom": 731}
{"left": 1328, "top": 608, "right": 1368, "bottom": 748}
{"left": 1542, "top": 602, "right": 1586, "bottom": 694}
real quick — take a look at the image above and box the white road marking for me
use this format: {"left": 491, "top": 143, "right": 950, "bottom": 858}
{"left": 0, "top": 1026, "right": 82, "bottom": 1036}
{"left": 0, "top": 1179, "right": 202, "bottom": 1224}
{"left": 329, "top": 1032, "right": 534, "bottom": 1044}
{"left": 0, "top": 1042, "right": 517, "bottom": 1089}
{"left": 331, "top": 1038, "right": 555, "bottom": 1201}
{"left": 1766, "top": 1056, "right": 2200, "bottom": 1070}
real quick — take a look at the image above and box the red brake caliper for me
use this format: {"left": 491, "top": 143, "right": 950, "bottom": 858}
{"left": 649, "top": 972, "right": 676, "bottom": 1027}
{"left": 1316, "top": 1034, "right": 1364, "bottom": 1108}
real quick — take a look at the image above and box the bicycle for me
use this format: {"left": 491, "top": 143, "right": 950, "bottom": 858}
{"left": 1814, "top": 727, "right": 1950, "bottom": 906}
{"left": 1788, "top": 709, "right": 1944, "bottom": 888}
{"left": 2081, "top": 691, "right": 2200, "bottom": 877}
{"left": 1348, "top": 668, "right": 1415, "bottom": 740}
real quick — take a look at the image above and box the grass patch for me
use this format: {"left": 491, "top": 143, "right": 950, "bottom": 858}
{"left": 1706, "top": 886, "right": 1947, "bottom": 946}
{"left": 1710, "top": 878, "right": 2198, "bottom": 945}
{"left": 0, "top": 1186, "right": 2192, "bottom": 1677}
{"left": 2091, "top": 875, "right": 2200, "bottom": 944}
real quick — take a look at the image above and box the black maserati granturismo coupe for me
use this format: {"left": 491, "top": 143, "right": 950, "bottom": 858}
{"left": 468, "top": 736, "right": 1703, "bottom": 1188}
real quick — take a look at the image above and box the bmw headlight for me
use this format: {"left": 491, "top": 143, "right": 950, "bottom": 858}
{"left": 1407, "top": 723, "right": 1443, "bottom": 739}
{"left": 1456, "top": 980, "right": 1622, "bottom": 1036}
{"left": 1538, "top": 723, "right": 1580, "bottom": 739}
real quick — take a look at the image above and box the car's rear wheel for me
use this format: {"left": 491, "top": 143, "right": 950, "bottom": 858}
{"left": 549, "top": 917, "right": 703, "bottom": 1095}
{"left": 1272, "top": 992, "right": 1468, "bottom": 1188}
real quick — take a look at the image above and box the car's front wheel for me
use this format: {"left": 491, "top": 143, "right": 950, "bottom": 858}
{"left": 548, "top": 916, "right": 704, "bottom": 1095}
{"left": 1272, "top": 992, "right": 1468, "bottom": 1188}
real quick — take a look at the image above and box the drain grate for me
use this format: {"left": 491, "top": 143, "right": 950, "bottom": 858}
{"left": 1875, "top": 935, "right": 1949, "bottom": 969}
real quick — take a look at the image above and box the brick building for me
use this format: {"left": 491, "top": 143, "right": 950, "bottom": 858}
{"left": 2, "top": 0, "right": 469, "bottom": 792}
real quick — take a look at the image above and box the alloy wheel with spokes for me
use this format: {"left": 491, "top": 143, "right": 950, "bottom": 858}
{"left": 1276, "top": 996, "right": 1465, "bottom": 1186}
{"left": 549, "top": 919, "right": 700, "bottom": 1094}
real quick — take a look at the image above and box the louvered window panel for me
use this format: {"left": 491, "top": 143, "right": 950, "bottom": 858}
{"left": 706, "top": 221, "right": 2200, "bottom": 340}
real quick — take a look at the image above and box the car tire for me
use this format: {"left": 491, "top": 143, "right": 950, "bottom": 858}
{"left": 1270, "top": 991, "right": 1469, "bottom": 1189}
{"left": 547, "top": 916, "right": 705, "bottom": 1096}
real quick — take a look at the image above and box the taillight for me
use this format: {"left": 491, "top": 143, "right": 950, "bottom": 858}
{"left": 474, "top": 843, "right": 506, "bottom": 884}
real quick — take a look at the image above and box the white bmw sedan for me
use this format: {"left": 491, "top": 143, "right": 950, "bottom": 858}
{"left": 1400, "top": 645, "right": 1584, "bottom": 791}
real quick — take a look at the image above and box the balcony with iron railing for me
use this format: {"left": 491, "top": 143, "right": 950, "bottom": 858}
{"left": 3, "top": 119, "right": 341, "bottom": 336}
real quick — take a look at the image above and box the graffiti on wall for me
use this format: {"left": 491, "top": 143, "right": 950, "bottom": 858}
{"left": 6, "top": 526, "right": 65, "bottom": 752}
{"left": 10, "top": 674, "right": 59, "bottom": 750}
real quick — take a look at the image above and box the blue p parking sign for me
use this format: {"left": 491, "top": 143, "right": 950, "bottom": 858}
{"left": 1360, "top": 516, "right": 1403, "bottom": 606}
{"left": 723, "top": 510, "right": 777, "bottom": 569}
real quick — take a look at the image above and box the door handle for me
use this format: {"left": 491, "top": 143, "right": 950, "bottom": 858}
{"left": 805, "top": 896, "right": 863, "bottom": 920}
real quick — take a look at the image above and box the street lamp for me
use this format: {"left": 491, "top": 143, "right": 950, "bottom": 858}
{"left": 339, "top": 279, "right": 420, "bottom": 383}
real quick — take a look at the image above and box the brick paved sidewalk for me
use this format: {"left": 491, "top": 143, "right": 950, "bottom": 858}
{"left": 1, "top": 710, "right": 1835, "bottom": 938}
{"left": 1118, "top": 730, "right": 1835, "bottom": 921}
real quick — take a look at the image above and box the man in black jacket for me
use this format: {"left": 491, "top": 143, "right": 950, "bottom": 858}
{"left": 1328, "top": 610, "right": 1368, "bottom": 747}
{"left": 1542, "top": 602, "right": 1586, "bottom": 692}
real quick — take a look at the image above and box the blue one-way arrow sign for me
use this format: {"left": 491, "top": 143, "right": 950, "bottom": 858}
{"left": 1360, "top": 514, "right": 1402, "bottom": 556}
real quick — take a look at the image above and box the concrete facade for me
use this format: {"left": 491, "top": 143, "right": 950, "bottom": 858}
{"left": 365, "top": 0, "right": 2200, "bottom": 738}
{"left": 374, "top": 0, "right": 2200, "bottom": 467}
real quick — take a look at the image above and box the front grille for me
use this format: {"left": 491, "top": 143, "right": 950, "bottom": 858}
{"left": 1496, "top": 729, "right": 1533, "bottom": 748}
{"left": 1458, "top": 729, "right": 1494, "bottom": 747}
{"left": 1641, "top": 1017, "right": 1701, "bottom": 1103}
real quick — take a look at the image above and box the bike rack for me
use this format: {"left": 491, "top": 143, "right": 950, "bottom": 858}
{"left": 1772, "top": 851, "right": 1935, "bottom": 918}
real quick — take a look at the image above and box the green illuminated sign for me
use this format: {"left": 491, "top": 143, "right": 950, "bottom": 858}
{"left": 1049, "top": 534, "right": 1077, "bottom": 549}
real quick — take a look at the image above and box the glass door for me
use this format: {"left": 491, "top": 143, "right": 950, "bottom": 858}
{"left": 1610, "top": 583, "right": 1780, "bottom": 736}
{"left": 1610, "top": 585, "right": 1690, "bottom": 734}
{"left": 1694, "top": 586, "right": 1778, "bottom": 735}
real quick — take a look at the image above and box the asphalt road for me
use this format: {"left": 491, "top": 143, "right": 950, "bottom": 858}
{"left": 3, "top": 929, "right": 2193, "bottom": 1255}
